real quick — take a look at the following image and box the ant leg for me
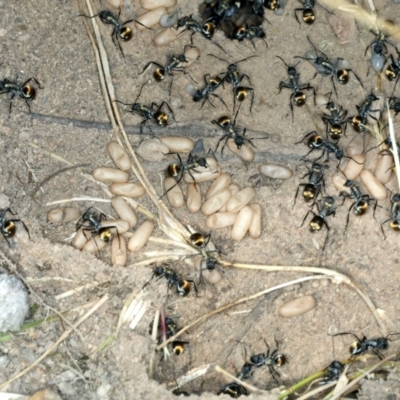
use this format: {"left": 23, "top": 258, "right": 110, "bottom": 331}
{"left": 300, "top": 210, "right": 314, "bottom": 227}
{"left": 293, "top": 183, "right": 306, "bottom": 207}
{"left": 158, "top": 101, "right": 176, "bottom": 121}
{"left": 212, "top": 94, "right": 228, "bottom": 110}
{"left": 140, "top": 61, "right": 164, "bottom": 75}
{"left": 380, "top": 219, "right": 390, "bottom": 239}
{"left": 294, "top": 8, "right": 303, "bottom": 25}
{"left": 344, "top": 202, "right": 356, "bottom": 232}
{"left": 348, "top": 69, "right": 364, "bottom": 88}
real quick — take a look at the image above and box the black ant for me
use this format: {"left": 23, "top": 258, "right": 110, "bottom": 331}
{"left": 294, "top": 162, "right": 327, "bottom": 206}
{"left": 348, "top": 92, "right": 380, "bottom": 133}
{"left": 218, "top": 382, "right": 248, "bottom": 397}
{"left": 296, "top": 131, "right": 351, "bottom": 166}
{"left": 141, "top": 53, "right": 187, "bottom": 96}
{"left": 332, "top": 332, "right": 400, "bottom": 359}
{"left": 320, "top": 360, "right": 344, "bottom": 385}
{"left": 321, "top": 95, "right": 348, "bottom": 140}
{"left": 115, "top": 82, "right": 175, "bottom": 134}
{"left": 386, "top": 50, "right": 400, "bottom": 95}
{"left": 212, "top": 106, "right": 261, "bottom": 155}
{"left": 189, "top": 232, "right": 227, "bottom": 283}
{"left": 208, "top": 54, "right": 257, "bottom": 114}
{"left": 301, "top": 196, "right": 336, "bottom": 251}
{"left": 276, "top": 56, "right": 315, "bottom": 121}
{"left": 338, "top": 177, "right": 377, "bottom": 231}
{"left": 163, "top": 317, "right": 189, "bottom": 356}
{"left": 389, "top": 96, "right": 400, "bottom": 116}
{"left": 246, "top": 339, "right": 286, "bottom": 384}
{"left": 79, "top": 10, "right": 142, "bottom": 58}
{"left": 76, "top": 207, "right": 118, "bottom": 246}
{"left": 199, "top": 0, "right": 244, "bottom": 22}
{"left": 176, "top": 15, "right": 227, "bottom": 54}
{"left": 296, "top": 37, "right": 363, "bottom": 97}
{"left": 294, "top": 0, "right": 332, "bottom": 25}
{"left": 0, "top": 208, "right": 31, "bottom": 247}
{"left": 0, "top": 76, "right": 42, "bottom": 114}
{"left": 381, "top": 192, "right": 400, "bottom": 239}
{"left": 146, "top": 265, "right": 197, "bottom": 297}
{"left": 192, "top": 74, "right": 228, "bottom": 109}
{"left": 230, "top": 24, "right": 268, "bottom": 49}
{"left": 163, "top": 152, "right": 210, "bottom": 196}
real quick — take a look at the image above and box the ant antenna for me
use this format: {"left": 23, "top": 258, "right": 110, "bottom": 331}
{"left": 134, "top": 82, "right": 146, "bottom": 103}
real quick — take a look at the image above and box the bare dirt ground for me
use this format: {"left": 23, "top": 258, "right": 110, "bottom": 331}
{"left": 1, "top": 0, "right": 400, "bottom": 399}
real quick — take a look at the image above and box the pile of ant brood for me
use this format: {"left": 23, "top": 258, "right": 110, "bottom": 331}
{"left": 47, "top": 138, "right": 283, "bottom": 268}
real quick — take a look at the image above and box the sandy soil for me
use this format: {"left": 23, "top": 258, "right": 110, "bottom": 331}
{"left": 1, "top": 0, "right": 400, "bottom": 399}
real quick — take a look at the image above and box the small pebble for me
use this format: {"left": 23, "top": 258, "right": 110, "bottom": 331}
{"left": 278, "top": 295, "right": 316, "bottom": 318}
{"left": 259, "top": 164, "right": 293, "bottom": 180}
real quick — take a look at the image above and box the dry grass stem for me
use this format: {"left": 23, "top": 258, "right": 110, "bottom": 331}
{"left": 168, "top": 364, "right": 211, "bottom": 390}
{"left": 127, "top": 256, "right": 184, "bottom": 267}
{"left": 54, "top": 282, "right": 100, "bottom": 300}
{"left": 0, "top": 294, "right": 108, "bottom": 389}
{"left": 295, "top": 380, "right": 337, "bottom": 400}
{"left": 46, "top": 197, "right": 111, "bottom": 206}
{"left": 387, "top": 103, "right": 400, "bottom": 191}
{"left": 224, "top": 261, "right": 387, "bottom": 335}
{"left": 328, "top": 354, "right": 396, "bottom": 400}
{"left": 157, "top": 276, "right": 325, "bottom": 350}
{"left": 214, "top": 365, "right": 262, "bottom": 394}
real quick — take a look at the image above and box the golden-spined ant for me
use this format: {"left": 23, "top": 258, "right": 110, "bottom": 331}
{"left": 176, "top": 15, "right": 227, "bottom": 54}
{"left": 338, "top": 176, "right": 377, "bottom": 231}
{"left": 381, "top": 192, "right": 400, "bottom": 238}
{"left": 146, "top": 265, "right": 197, "bottom": 297}
{"left": 79, "top": 10, "right": 147, "bottom": 58}
{"left": 348, "top": 92, "right": 380, "bottom": 133}
{"left": 191, "top": 74, "right": 228, "bottom": 109}
{"left": 208, "top": 54, "right": 257, "bottom": 114}
{"left": 294, "top": 0, "right": 332, "bottom": 24}
{"left": 218, "top": 382, "right": 248, "bottom": 398}
{"left": 320, "top": 360, "right": 344, "bottom": 385}
{"left": 0, "top": 76, "right": 42, "bottom": 114}
{"left": 0, "top": 208, "right": 31, "bottom": 247}
{"left": 321, "top": 96, "right": 348, "bottom": 140}
{"left": 212, "top": 106, "right": 262, "bottom": 155}
{"left": 163, "top": 152, "right": 210, "bottom": 196}
{"left": 332, "top": 332, "right": 400, "bottom": 359}
{"left": 386, "top": 49, "right": 400, "bottom": 94}
{"left": 230, "top": 24, "right": 268, "bottom": 49}
{"left": 294, "top": 162, "right": 327, "bottom": 206}
{"left": 140, "top": 46, "right": 194, "bottom": 97}
{"left": 301, "top": 196, "right": 336, "bottom": 251}
{"left": 115, "top": 82, "right": 175, "bottom": 134}
{"left": 296, "top": 131, "right": 357, "bottom": 167}
{"left": 276, "top": 56, "right": 315, "bottom": 121}
{"left": 245, "top": 339, "right": 286, "bottom": 384}
{"left": 296, "top": 36, "right": 363, "bottom": 97}
{"left": 189, "top": 232, "right": 226, "bottom": 283}
{"left": 76, "top": 207, "right": 118, "bottom": 246}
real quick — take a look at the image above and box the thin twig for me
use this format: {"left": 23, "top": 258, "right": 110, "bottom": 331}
{"left": 157, "top": 276, "right": 326, "bottom": 350}
{"left": 223, "top": 261, "right": 387, "bottom": 335}
{"left": 327, "top": 354, "right": 396, "bottom": 400}
{"left": 0, "top": 294, "right": 108, "bottom": 389}
{"left": 387, "top": 102, "right": 400, "bottom": 192}
{"left": 214, "top": 365, "right": 262, "bottom": 394}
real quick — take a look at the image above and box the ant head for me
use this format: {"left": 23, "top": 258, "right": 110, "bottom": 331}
{"left": 287, "top": 66, "right": 296, "bottom": 76}
{"left": 177, "top": 54, "right": 187, "bottom": 62}
{"left": 392, "top": 193, "right": 400, "bottom": 203}
{"left": 315, "top": 56, "right": 324, "bottom": 65}
{"left": 193, "top": 91, "right": 202, "bottom": 102}
{"left": 177, "top": 17, "right": 186, "bottom": 27}
{"left": 198, "top": 157, "right": 208, "bottom": 168}
{"left": 326, "top": 101, "right": 334, "bottom": 109}
{"left": 324, "top": 196, "right": 335, "bottom": 207}
{"left": 154, "top": 265, "right": 165, "bottom": 276}
{"left": 234, "top": 136, "right": 244, "bottom": 148}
